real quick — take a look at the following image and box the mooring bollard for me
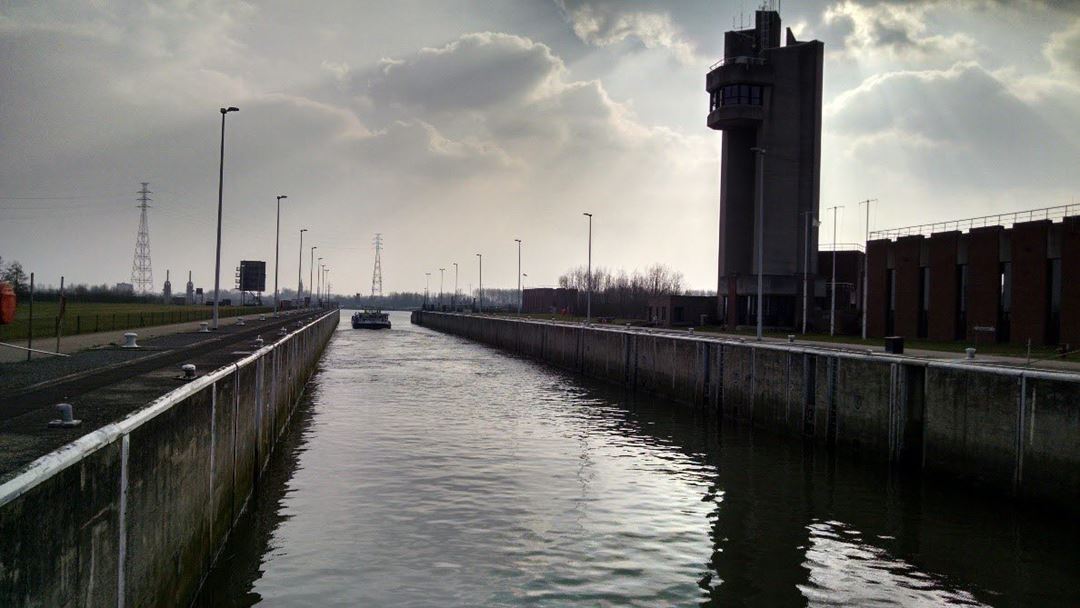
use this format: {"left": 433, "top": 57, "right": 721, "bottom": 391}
{"left": 48, "top": 403, "right": 81, "bottom": 428}
{"left": 254, "top": 335, "right": 264, "bottom": 348}
{"left": 121, "top": 332, "right": 139, "bottom": 348}
{"left": 181, "top": 364, "right": 197, "bottom": 380}
{"left": 199, "top": 322, "right": 210, "bottom": 333}
{"left": 236, "top": 316, "right": 246, "bottom": 326}
{"left": 966, "top": 347, "right": 976, "bottom": 360}
{"left": 787, "top": 334, "right": 795, "bottom": 343}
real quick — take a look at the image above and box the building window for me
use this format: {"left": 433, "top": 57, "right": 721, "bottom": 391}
{"left": 719, "top": 84, "right": 764, "bottom": 107}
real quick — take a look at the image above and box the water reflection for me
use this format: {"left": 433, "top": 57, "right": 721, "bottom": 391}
{"left": 197, "top": 311, "right": 1079, "bottom": 607}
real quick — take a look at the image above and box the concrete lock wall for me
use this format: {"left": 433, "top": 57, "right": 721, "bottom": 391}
{"left": 412, "top": 311, "right": 1080, "bottom": 513}
{"left": 0, "top": 310, "right": 339, "bottom": 608}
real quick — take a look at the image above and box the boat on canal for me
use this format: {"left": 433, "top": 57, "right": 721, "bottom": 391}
{"left": 351, "top": 309, "right": 391, "bottom": 329}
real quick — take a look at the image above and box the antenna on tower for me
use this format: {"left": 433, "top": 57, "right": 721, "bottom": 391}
{"left": 370, "top": 233, "right": 384, "bottom": 299}
{"left": 131, "top": 182, "right": 154, "bottom": 293}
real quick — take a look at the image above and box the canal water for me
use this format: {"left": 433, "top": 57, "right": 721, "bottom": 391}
{"left": 196, "top": 311, "right": 1079, "bottom": 607}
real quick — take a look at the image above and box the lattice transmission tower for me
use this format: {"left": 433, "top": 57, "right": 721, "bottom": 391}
{"left": 370, "top": 233, "right": 383, "bottom": 298}
{"left": 131, "top": 182, "right": 154, "bottom": 293}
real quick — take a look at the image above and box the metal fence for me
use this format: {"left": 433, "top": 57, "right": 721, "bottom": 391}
{"left": 870, "top": 203, "right": 1080, "bottom": 240}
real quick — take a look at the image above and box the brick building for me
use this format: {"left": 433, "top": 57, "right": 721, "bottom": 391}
{"left": 522, "top": 288, "right": 578, "bottom": 315}
{"left": 647, "top": 295, "right": 717, "bottom": 327}
{"left": 866, "top": 208, "right": 1079, "bottom": 346}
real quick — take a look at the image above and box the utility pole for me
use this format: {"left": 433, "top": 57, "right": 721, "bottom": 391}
{"left": 859, "top": 199, "right": 877, "bottom": 340}
{"left": 515, "top": 238, "right": 522, "bottom": 314}
{"left": 439, "top": 268, "right": 445, "bottom": 309}
{"left": 309, "top": 246, "right": 317, "bottom": 307}
{"left": 750, "top": 147, "right": 766, "bottom": 340}
{"left": 476, "top": 253, "right": 483, "bottom": 312}
{"left": 298, "top": 228, "right": 307, "bottom": 306}
{"left": 828, "top": 205, "right": 844, "bottom": 336}
{"left": 801, "top": 210, "right": 819, "bottom": 335}
{"left": 213, "top": 106, "right": 239, "bottom": 330}
{"left": 425, "top": 272, "right": 431, "bottom": 308}
{"left": 452, "top": 262, "right": 459, "bottom": 309}
{"left": 583, "top": 213, "right": 592, "bottom": 324}
{"left": 131, "top": 182, "right": 154, "bottom": 294}
{"left": 273, "top": 195, "right": 287, "bottom": 315}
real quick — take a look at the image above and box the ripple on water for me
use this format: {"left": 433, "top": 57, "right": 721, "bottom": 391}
{"left": 195, "top": 311, "right": 1080, "bottom": 608}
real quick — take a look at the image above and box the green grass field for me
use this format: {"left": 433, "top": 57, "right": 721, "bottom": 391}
{"left": 0, "top": 301, "right": 272, "bottom": 341}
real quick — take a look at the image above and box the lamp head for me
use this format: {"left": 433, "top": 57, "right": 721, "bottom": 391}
{"left": 220, "top": 106, "right": 239, "bottom": 114}
{"left": 583, "top": 212, "right": 592, "bottom": 217}
{"left": 300, "top": 228, "right": 308, "bottom": 233}
{"left": 278, "top": 195, "right": 287, "bottom": 201}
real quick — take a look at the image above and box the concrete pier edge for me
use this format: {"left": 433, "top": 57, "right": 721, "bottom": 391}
{"left": 0, "top": 309, "right": 339, "bottom": 607}
{"left": 412, "top": 311, "right": 1080, "bottom": 515}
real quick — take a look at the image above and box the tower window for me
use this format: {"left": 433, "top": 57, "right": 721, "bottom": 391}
{"left": 719, "top": 84, "right": 764, "bottom": 107}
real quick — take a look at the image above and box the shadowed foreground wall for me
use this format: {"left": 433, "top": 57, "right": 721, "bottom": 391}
{"left": 413, "top": 312, "right": 1080, "bottom": 515}
{"left": 0, "top": 310, "right": 338, "bottom": 608}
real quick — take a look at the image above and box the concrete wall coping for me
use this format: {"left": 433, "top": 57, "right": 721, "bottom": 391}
{"left": 430, "top": 312, "right": 1080, "bottom": 384}
{"left": 0, "top": 309, "right": 340, "bottom": 508}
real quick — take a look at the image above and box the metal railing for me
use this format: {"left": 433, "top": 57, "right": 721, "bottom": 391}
{"left": 708, "top": 55, "right": 766, "bottom": 71}
{"left": 870, "top": 203, "right": 1080, "bottom": 240}
{"left": 819, "top": 243, "right": 865, "bottom": 252}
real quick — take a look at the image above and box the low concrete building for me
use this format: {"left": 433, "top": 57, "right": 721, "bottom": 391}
{"left": 522, "top": 288, "right": 578, "bottom": 315}
{"left": 647, "top": 295, "right": 717, "bottom": 327}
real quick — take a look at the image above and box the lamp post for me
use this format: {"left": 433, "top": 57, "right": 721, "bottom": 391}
{"left": 476, "top": 253, "right": 483, "bottom": 312}
{"left": 749, "top": 147, "right": 766, "bottom": 340}
{"left": 212, "top": 106, "right": 239, "bottom": 330}
{"left": 297, "top": 228, "right": 307, "bottom": 308}
{"left": 425, "top": 272, "right": 431, "bottom": 308}
{"left": 273, "top": 195, "right": 287, "bottom": 315}
{"left": 583, "top": 212, "right": 592, "bottom": 324}
{"left": 439, "top": 268, "right": 445, "bottom": 309}
{"left": 452, "top": 262, "right": 458, "bottom": 309}
{"left": 859, "top": 199, "right": 877, "bottom": 340}
{"left": 801, "top": 211, "right": 819, "bottom": 334}
{"left": 827, "top": 205, "right": 844, "bottom": 336}
{"left": 309, "top": 246, "right": 317, "bottom": 307}
{"left": 514, "top": 238, "right": 522, "bottom": 314}
{"left": 323, "top": 266, "right": 329, "bottom": 305}
{"left": 316, "top": 257, "right": 323, "bottom": 306}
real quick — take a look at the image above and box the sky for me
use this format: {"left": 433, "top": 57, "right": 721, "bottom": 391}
{"left": 2, "top": 0, "right": 1079, "bottom": 294}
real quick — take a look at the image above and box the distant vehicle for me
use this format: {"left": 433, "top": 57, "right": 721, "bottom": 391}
{"left": 351, "top": 309, "right": 390, "bottom": 330}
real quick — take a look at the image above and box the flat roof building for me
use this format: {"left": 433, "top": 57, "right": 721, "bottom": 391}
{"left": 707, "top": 9, "right": 823, "bottom": 329}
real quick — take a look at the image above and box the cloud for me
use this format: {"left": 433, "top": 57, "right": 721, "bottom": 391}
{"left": 826, "top": 61, "right": 1080, "bottom": 193}
{"left": 822, "top": 1, "right": 979, "bottom": 60}
{"left": 554, "top": 0, "right": 697, "bottom": 64}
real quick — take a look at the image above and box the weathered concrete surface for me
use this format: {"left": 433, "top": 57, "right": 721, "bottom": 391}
{"left": 0, "top": 309, "right": 338, "bottom": 607}
{"left": 413, "top": 311, "right": 1080, "bottom": 514}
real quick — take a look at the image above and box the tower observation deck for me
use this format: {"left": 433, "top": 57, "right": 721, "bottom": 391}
{"left": 707, "top": 10, "right": 823, "bottom": 329}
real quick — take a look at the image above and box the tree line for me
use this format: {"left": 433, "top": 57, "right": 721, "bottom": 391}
{"left": 554, "top": 263, "right": 713, "bottom": 319}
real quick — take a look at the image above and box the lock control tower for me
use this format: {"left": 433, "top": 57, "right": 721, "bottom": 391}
{"left": 706, "top": 9, "right": 823, "bottom": 328}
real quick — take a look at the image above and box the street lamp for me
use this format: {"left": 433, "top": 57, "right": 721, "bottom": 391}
{"left": 309, "top": 246, "right": 317, "bottom": 307}
{"left": 317, "top": 257, "right": 324, "bottom": 306}
{"left": 452, "top": 262, "right": 459, "bottom": 309}
{"left": 750, "top": 147, "right": 766, "bottom": 340}
{"left": 212, "top": 106, "right": 239, "bottom": 330}
{"left": 439, "top": 268, "right": 445, "bottom": 309}
{"left": 425, "top": 272, "right": 431, "bottom": 308}
{"left": 514, "top": 238, "right": 522, "bottom": 314}
{"left": 827, "top": 205, "right": 844, "bottom": 336}
{"left": 476, "top": 253, "right": 483, "bottom": 312}
{"left": 583, "top": 213, "right": 592, "bottom": 324}
{"left": 297, "top": 228, "right": 307, "bottom": 307}
{"left": 323, "top": 266, "right": 329, "bottom": 305}
{"left": 273, "top": 195, "right": 287, "bottom": 315}
{"left": 859, "top": 199, "right": 877, "bottom": 340}
{"left": 801, "top": 211, "right": 819, "bottom": 335}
